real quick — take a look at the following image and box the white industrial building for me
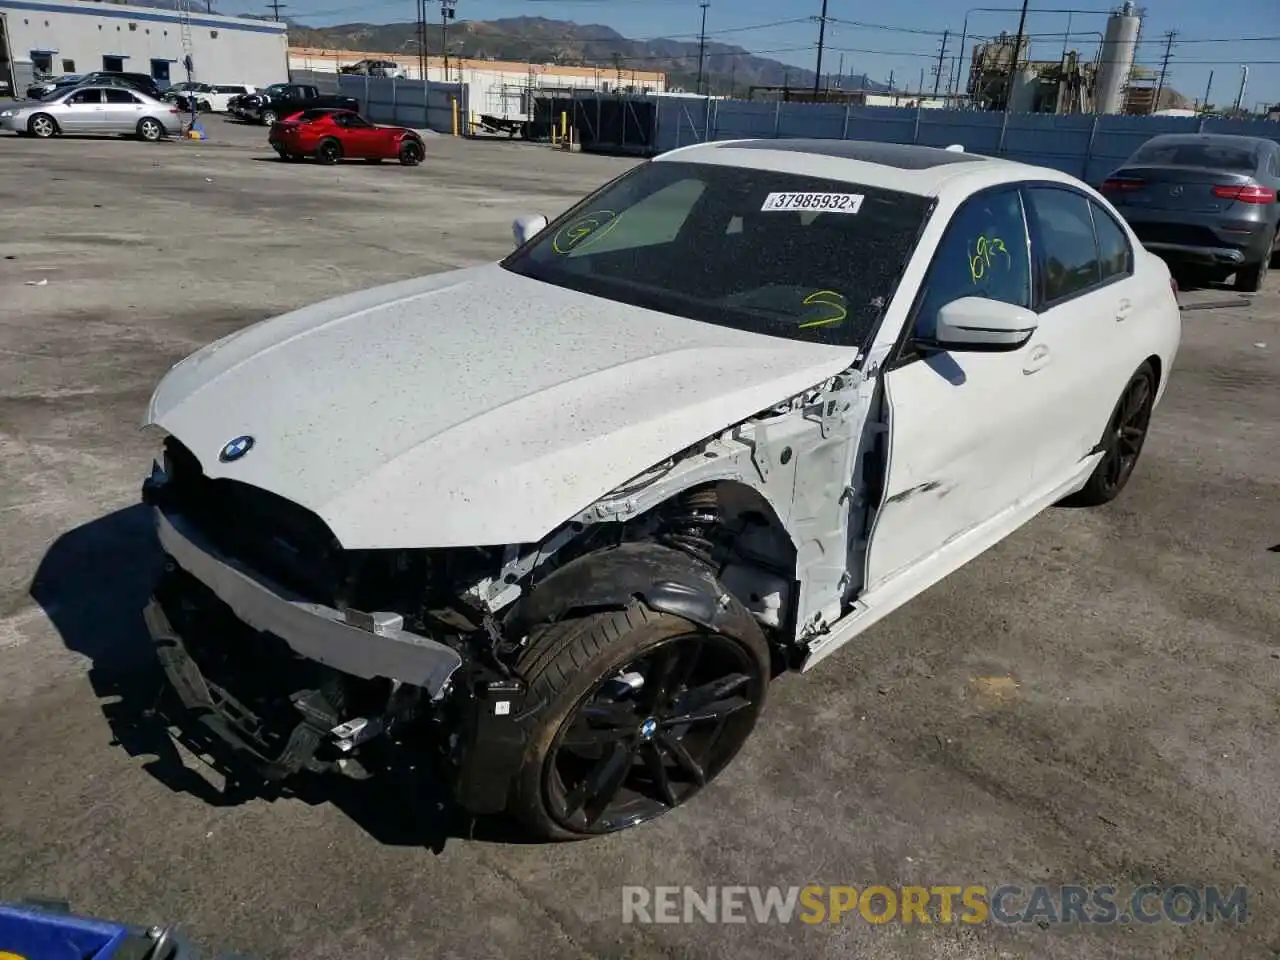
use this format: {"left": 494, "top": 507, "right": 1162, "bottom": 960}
{"left": 0, "top": 0, "right": 288, "bottom": 94}
{"left": 288, "top": 46, "right": 668, "bottom": 120}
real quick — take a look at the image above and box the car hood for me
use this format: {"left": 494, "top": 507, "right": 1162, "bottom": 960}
{"left": 145, "top": 263, "right": 856, "bottom": 549}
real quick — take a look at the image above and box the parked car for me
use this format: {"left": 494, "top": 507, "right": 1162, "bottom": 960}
{"left": 26, "top": 74, "right": 81, "bottom": 99}
{"left": 269, "top": 108, "right": 424, "bottom": 164}
{"left": 1102, "top": 133, "right": 1280, "bottom": 292}
{"left": 339, "top": 59, "right": 405, "bottom": 78}
{"left": 138, "top": 139, "right": 1180, "bottom": 840}
{"left": 233, "top": 82, "right": 359, "bottom": 125}
{"left": 193, "top": 84, "right": 258, "bottom": 113}
{"left": 0, "top": 85, "right": 183, "bottom": 140}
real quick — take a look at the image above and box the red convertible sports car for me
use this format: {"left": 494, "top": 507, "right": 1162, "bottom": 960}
{"left": 268, "top": 108, "right": 425, "bottom": 166}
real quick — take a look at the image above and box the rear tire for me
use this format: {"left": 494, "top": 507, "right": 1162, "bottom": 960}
{"left": 509, "top": 599, "right": 770, "bottom": 841}
{"left": 1062, "top": 361, "right": 1156, "bottom": 507}
{"left": 137, "top": 117, "right": 164, "bottom": 142}
{"left": 315, "top": 138, "right": 343, "bottom": 164}
{"left": 28, "top": 113, "right": 57, "bottom": 138}
{"left": 1235, "top": 256, "right": 1268, "bottom": 293}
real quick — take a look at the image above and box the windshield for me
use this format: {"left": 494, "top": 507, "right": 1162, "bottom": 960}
{"left": 501, "top": 160, "right": 931, "bottom": 348}
{"left": 263, "top": 83, "right": 289, "bottom": 95}
{"left": 1129, "top": 139, "right": 1259, "bottom": 171}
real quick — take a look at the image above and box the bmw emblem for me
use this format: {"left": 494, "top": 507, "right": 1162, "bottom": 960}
{"left": 219, "top": 435, "right": 255, "bottom": 463}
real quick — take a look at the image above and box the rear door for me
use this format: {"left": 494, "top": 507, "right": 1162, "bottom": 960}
{"left": 102, "top": 87, "right": 144, "bottom": 131}
{"left": 1018, "top": 184, "right": 1137, "bottom": 493}
{"left": 863, "top": 185, "right": 1047, "bottom": 592}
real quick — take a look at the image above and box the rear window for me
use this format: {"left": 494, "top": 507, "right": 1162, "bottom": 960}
{"left": 502, "top": 160, "right": 931, "bottom": 348}
{"left": 1129, "top": 140, "right": 1259, "bottom": 171}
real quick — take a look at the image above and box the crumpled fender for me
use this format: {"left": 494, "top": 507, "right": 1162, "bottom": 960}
{"left": 505, "top": 541, "right": 761, "bottom": 642}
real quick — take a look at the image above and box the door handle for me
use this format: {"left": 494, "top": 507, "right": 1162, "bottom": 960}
{"left": 1022, "top": 344, "right": 1051, "bottom": 375}
{"left": 1115, "top": 299, "right": 1133, "bottom": 321}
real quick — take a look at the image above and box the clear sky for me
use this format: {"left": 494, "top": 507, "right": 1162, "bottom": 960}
{"left": 236, "top": 0, "right": 1280, "bottom": 108}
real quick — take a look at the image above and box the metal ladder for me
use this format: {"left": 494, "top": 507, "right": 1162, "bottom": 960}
{"left": 178, "top": 0, "right": 196, "bottom": 130}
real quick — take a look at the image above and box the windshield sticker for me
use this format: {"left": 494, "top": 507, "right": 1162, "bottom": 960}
{"left": 968, "top": 235, "right": 1012, "bottom": 283}
{"left": 552, "top": 210, "right": 620, "bottom": 254}
{"left": 797, "top": 289, "right": 849, "bottom": 329}
{"left": 761, "top": 192, "right": 865, "bottom": 214}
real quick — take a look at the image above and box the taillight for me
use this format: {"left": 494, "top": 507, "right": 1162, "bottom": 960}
{"left": 1211, "top": 184, "right": 1276, "bottom": 204}
{"left": 1102, "top": 177, "right": 1145, "bottom": 193}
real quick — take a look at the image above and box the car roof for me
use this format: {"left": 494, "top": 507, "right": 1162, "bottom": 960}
{"left": 657, "top": 138, "right": 1068, "bottom": 198}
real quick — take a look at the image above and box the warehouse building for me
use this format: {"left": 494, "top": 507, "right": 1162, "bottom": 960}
{"left": 0, "top": 0, "right": 288, "bottom": 95}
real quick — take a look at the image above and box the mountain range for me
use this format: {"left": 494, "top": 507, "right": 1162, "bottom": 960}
{"left": 286, "top": 16, "right": 891, "bottom": 95}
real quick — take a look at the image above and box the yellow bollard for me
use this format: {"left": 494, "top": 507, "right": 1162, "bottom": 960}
{"left": 451, "top": 97, "right": 459, "bottom": 137}
{"left": 560, "top": 111, "right": 567, "bottom": 141}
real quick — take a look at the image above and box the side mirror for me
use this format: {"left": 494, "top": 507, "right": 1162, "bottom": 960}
{"left": 512, "top": 214, "right": 548, "bottom": 248}
{"left": 924, "top": 297, "right": 1038, "bottom": 353}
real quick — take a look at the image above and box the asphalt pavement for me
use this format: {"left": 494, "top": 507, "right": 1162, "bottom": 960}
{"left": 0, "top": 119, "right": 1277, "bottom": 960}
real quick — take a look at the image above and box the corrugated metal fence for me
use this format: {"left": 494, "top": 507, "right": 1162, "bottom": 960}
{"left": 646, "top": 97, "right": 1280, "bottom": 184}
{"left": 290, "top": 70, "right": 470, "bottom": 135}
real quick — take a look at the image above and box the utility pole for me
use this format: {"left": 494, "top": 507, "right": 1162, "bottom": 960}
{"left": 441, "top": 0, "right": 456, "bottom": 74}
{"left": 416, "top": 0, "right": 426, "bottom": 81}
{"left": 1233, "top": 65, "right": 1248, "bottom": 115}
{"left": 918, "top": 67, "right": 924, "bottom": 94}
{"left": 266, "top": 0, "right": 284, "bottom": 20}
{"left": 695, "top": 1, "right": 709, "bottom": 95}
{"left": 932, "top": 29, "right": 949, "bottom": 96}
{"left": 1003, "top": 0, "right": 1029, "bottom": 113}
{"left": 1200, "top": 70, "right": 1213, "bottom": 112}
{"left": 1154, "top": 30, "right": 1175, "bottom": 111}
{"left": 812, "top": 0, "right": 829, "bottom": 98}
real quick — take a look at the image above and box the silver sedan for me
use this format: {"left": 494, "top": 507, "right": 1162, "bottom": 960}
{"left": 0, "top": 85, "right": 184, "bottom": 141}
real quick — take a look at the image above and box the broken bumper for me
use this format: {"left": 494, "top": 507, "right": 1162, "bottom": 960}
{"left": 147, "top": 502, "right": 462, "bottom": 695}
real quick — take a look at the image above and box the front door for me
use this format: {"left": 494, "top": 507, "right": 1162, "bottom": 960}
{"left": 863, "top": 186, "right": 1047, "bottom": 592}
{"left": 57, "top": 87, "right": 105, "bottom": 131}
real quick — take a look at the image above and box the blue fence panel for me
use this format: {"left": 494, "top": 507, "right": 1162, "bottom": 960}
{"left": 709, "top": 101, "right": 780, "bottom": 142}
{"left": 642, "top": 96, "right": 1280, "bottom": 182}
{"left": 290, "top": 70, "right": 469, "bottom": 134}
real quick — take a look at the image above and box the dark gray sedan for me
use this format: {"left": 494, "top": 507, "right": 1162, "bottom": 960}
{"left": 1102, "top": 133, "right": 1280, "bottom": 292}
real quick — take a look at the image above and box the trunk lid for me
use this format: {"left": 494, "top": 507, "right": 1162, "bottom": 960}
{"left": 1103, "top": 165, "right": 1261, "bottom": 214}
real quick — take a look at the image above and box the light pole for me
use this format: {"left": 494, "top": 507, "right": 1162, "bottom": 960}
{"left": 813, "top": 0, "right": 829, "bottom": 97}
{"left": 695, "top": 1, "right": 709, "bottom": 95}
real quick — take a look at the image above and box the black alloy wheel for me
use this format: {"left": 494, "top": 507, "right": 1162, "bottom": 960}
{"left": 316, "top": 138, "right": 342, "bottom": 164}
{"left": 398, "top": 138, "right": 424, "bottom": 166}
{"left": 543, "top": 630, "right": 765, "bottom": 836}
{"left": 1066, "top": 363, "right": 1155, "bottom": 507}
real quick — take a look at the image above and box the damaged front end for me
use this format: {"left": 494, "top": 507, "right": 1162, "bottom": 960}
{"left": 140, "top": 436, "right": 556, "bottom": 812}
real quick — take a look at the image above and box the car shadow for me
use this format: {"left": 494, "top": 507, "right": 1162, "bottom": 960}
{"left": 29, "top": 504, "right": 534, "bottom": 851}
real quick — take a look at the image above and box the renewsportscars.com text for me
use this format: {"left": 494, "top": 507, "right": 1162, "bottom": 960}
{"left": 621, "top": 884, "right": 1248, "bottom": 926}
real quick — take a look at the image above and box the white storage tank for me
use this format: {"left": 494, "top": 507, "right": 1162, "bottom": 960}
{"left": 1096, "top": 1, "right": 1141, "bottom": 114}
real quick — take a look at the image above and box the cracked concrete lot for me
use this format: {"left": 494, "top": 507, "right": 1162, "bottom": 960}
{"left": 0, "top": 120, "right": 1278, "bottom": 960}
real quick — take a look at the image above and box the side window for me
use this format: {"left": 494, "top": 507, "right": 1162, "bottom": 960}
{"left": 562, "top": 179, "right": 706, "bottom": 257}
{"left": 1025, "top": 187, "right": 1102, "bottom": 304}
{"left": 1090, "top": 201, "right": 1133, "bottom": 281}
{"left": 68, "top": 89, "right": 101, "bottom": 104}
{"left": 912, "top": 188, "right": 1031, "bottom": 339}
{"left": 104, "top": 89, "right": 140, "bottom": 104}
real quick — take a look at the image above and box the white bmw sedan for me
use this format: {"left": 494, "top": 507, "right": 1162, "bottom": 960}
{"left": 139, "top": 139, "right": 1181, "bottom": 840}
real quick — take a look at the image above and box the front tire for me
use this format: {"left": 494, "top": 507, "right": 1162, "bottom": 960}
{"left": 260, "top": 109, "right": 277, "bottom": 126}
{"left": 509, "top": 601, "right": 770, "bottom": 841}
{"left": 398, "top": 138, "right": 424, "bottom": 166}
{"left": 28, "top": 113, "right": 57, "bottom": 138}
{"left": 1063, "top": 361, "right": 1156, "bottom": 507}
